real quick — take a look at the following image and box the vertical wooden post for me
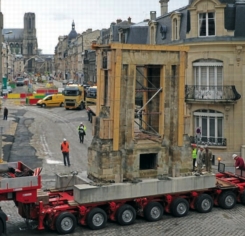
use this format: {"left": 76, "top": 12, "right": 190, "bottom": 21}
{"left": 113, "top": 49, "right": 122, "bottom": 151}
{"left": 178, "top": 51, "right": 186, "bottom": 146}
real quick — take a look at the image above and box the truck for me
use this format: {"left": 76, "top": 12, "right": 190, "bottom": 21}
{"left": 85, "top": 86, "right": 97, "bottom": 122}
{"left": 62, "top": 84, "right": 86, "bottom": 110}
{"left": 2, "top": 160, "right": 245, "bottom": 235}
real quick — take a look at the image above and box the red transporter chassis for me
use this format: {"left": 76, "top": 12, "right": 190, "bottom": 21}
{"left": 0, "top": 162, "right": 41, "bottom": 203}
{"left": 18, "top": 163, "right": 245, "bottom": 235}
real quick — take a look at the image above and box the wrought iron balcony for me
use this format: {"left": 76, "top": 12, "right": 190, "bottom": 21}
{"left": 185, "top": 85, "right": 241, "bottom": 102}
{"left": 190, "top": 136, "right": 226, "bottom": 147}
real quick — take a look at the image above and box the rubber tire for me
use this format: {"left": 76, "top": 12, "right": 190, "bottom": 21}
{"left": 195, "top": 194, "right": 213, "bottom": 213}
{"left": 42, "top": 104, "right": 46, "bottom": 108}
{"left": 60, "top": 102, "right": 64, "bottom": 107}
{"left": 55, "top": 212, "right": 77, "bottom": 235}
{"left": 144, "top": 202, "right": 163, "bottom": 222}
{"left": 240, "top": 190, "right": 245, "bottom": 205}
{"left": 218, "top": 191, "right": 236, "bottom": 209}
{"left": 116, "top": 204, "right": 136, "bottom": 226}
{"left": 171, "top": 198, "right": 189, "bottom": 217}
{"left": 87, "top": 208, "right": 107, "bottom": 230}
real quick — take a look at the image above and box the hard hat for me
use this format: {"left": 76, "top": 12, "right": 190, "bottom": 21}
{"left": 200, "top": 146, "right": 204, "bottom": 149}
{"left": 80, "top": 122, "right": 83, "bottom": 125}
{"left": 204, "top": 144, "right": 208, "bottom": 148}
{"left": 63, "top": 138, "right": 66, "bottom": 141}
{"left": 232, "top": 154, "right": 237, "bottom": 159}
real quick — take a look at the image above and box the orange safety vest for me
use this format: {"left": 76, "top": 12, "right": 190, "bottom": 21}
{"left": 61, "top": 141, "right": 69, "bottom": 152}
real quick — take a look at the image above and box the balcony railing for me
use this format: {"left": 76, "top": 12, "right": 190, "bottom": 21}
{"left": 190, "top": 136, "right": 226, "bottom": 147}
{"left": 185, "top": 85, "right": 241, "bottom": 101}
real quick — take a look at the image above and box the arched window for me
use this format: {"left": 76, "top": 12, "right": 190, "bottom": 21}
{"left": 193, "top": 59, "right": 223, "bottom": 99}
{"left": 194, "top": 109, "right": 225, "bottom": 146}
{"left": 150, "top": 26, "right": 154, "bottom": 45}
{"left": 173, "top": 19, "right": 178, "bottom": 40}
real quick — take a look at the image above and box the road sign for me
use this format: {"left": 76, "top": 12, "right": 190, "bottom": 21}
{"left": 2, "top": 77, "right": 7, "bottom": 89}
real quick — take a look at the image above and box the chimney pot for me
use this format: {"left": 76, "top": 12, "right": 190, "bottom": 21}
{"left": 150, "top": 11, "right": 156, "bottom": 21}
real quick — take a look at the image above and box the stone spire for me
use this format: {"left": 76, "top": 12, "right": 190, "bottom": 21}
{"left": 159, "top": 0, "right": 170, "bottom": 16}
{"left": 72, "top": 20, "right": 75, "bottom": 30}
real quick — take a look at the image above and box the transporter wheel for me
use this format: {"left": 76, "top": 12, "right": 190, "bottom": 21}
{"left": 218, "top": 191, "right": 236, "bottom": 209}
{"left": 55, "top": 212, "right": 77, "bottom": 235}
{"left": 195, "top": 194, "right": 213, "bottom": 213}
{"left": 87, "top": 208, "right": 107, "bottom": 230}
{"left": 144, "top": 202, "right": 163, "bottom": 222}
{"left": 240, "top": 190, "right": 245, "bottom": 205}
{"left": 116, "top": 204, "right": 136, "bottom": 226}
{"left": 41, "top": 104, "right": 46, "bottom": 108}
{"left": 60, "top": 102, "right": 64, "bottom": 107}
{"left": 171, "top": 198, "right": 189, "bottom": 217}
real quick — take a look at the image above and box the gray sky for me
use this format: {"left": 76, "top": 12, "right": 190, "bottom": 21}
{"left": 2, "top": 0, "right": 188, "bottom": 54}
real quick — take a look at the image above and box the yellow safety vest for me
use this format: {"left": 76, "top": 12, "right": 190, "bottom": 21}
{"left": 192, "top": 148, "right": 197, "bottom": 159}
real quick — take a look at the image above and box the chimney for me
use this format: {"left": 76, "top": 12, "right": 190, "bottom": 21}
{"left": 159, "top": 0, "right": 170, "bottom": 16}
{"left": 116, "top": 19, "right": 122, "bottom": 24}
{"left": 128, "top": 17, "right": 131, "bottom": 24}
{"left": 150, "top": 11, "right": 156, "bottom": 21}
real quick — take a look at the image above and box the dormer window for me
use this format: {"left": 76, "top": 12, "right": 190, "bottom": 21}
{"left": 199, "top": 13, "right": 215, "bottom": 37}
{"left": 171, "top": 11, "right": 181, "bottom": 41}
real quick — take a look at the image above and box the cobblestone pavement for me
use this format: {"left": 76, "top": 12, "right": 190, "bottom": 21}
{"left": 0, "top": 82, "right": 244, "bottom": 236}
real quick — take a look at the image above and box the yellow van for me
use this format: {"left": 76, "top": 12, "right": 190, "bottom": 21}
{"left": 37, "top": 94, "right": 64, "bottom": 108}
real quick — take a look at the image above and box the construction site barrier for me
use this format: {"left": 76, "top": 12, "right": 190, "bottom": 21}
{"left": 26, "top": 98, "right": 40, "bottom": 105}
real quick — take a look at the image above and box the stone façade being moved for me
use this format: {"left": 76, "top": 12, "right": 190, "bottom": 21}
{"left": 87, "top": 43, "right": 191, "bottom": 183}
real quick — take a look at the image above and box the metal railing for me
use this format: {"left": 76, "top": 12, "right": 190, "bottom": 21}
{"left": 190, "top": 136, "right": 227, "bottom": 146}
{"left": 185, "top": 85, "right": 241, "bottom": 101}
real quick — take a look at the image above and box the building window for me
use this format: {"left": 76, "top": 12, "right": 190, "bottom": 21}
{"left": 194, "top": 110, "right": 225, "bottom": 146}
{"left": 173, "top": 19, "right": 178, "bottom": 40}
{"left": 193, "top": 60, "right": 223, "bottom": 99}
{"left": 199, "top": 13, "right": 215, "bottom": 37}
{"left": 150, "top": 26, "right": 155, "bottom": 44}
{"left": 170, "top": 12, "right": 181, "bottom": 41}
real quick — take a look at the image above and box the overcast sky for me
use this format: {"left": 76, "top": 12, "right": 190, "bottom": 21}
{"left": 2, "top": 0, "right": 188, "bottom": 54}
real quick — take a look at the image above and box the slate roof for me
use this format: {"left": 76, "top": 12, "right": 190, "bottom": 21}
{"left": 127, "top": 22, "right": 149, "bottom": 44}
{"left": 152, "top": 0, "right": 245, "bottom": 45}
{"left": 2, "top": 29, "right": 24, "bottom": 41}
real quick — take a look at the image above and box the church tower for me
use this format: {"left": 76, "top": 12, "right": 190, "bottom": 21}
{"left": 23, "top": 13, "right": 38, "bottom": 72}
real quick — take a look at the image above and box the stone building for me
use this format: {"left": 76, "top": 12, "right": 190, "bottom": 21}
{"left": 54, "top": 22, "right": 100, "bottom": 83}
{"left": 3, "top": 12, "right": 38, "bottom": 73}
{"left": 145, "top": 0, "right": 245, "bottom": 165}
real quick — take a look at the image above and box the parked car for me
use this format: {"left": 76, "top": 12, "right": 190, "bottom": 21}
{"left": 16, "top": 77, "right": 24, "bottom": 86}
{"left": 1, "top": 89, "right": 8, "bottom": 96}
{"left": 7, "top": 86, "right": 12, "bottom": 93}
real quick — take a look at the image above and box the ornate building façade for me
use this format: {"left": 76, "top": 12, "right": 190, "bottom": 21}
{"left": 2, "top": 12, "right": 38, "bottom": 73}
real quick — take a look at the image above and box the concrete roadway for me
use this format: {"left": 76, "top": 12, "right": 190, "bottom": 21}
{"left": 1, "top": 83, "right": 244, "bottom": 236}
